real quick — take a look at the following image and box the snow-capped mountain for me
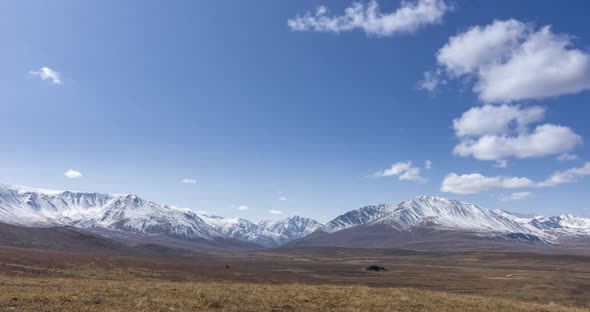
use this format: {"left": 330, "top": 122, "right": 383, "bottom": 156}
{"left": 287, "top": 196, "right": 583, "bottom": 249}
{"left": 496, "top": 210, "right": 590, "bottom": 237}
{"left": 199, "top": 214, "right": 321, "bottom": 247}
{"left": 2, "top": 183, "right": 588, "bottom": 250}
{"left": 198, "top": 215, "right": 278, "bottom": 246}
{"left": 0, "top": 183, "right": 321, "bottom": 247}
{"left": 301, "top": 195, "right": 589, "bottom": 248}
{"left": 321, "top": 196, "right": 543, "bottom": 237}
{"left": 0, "top": 183, "right": 223, "bottom": 241}
{"left": 258, "top": 215, "right": 322, "bottom": 244}
{"left": 321, "top": 204, "right": 398, "bottom": 233}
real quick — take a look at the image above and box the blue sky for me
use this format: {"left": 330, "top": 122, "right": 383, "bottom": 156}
{"left": 1, "top": 0, "right": 590, "bottom": 222}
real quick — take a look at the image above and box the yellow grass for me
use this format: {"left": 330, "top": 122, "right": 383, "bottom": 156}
{"left": 0, "top": 275, "right": 587, "bottom": 312}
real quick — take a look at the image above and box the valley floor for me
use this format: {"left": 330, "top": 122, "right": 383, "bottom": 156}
{"left": 0, "top": 246, "right": 588, "bottom": 311}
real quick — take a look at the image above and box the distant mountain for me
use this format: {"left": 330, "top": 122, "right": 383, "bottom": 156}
{"left": 0, "top": 183, "right": 240, "bottom": 247}
{"left": 0, "top": 183, "right": 321, "bottom": 248}
{"left": 495, "top": 210, "right": 590, "bottom": 237}
{"left": 1, "top": 183, "right": 588, "bottom": 251}
{"left": 289, "top": 196, "right": 590, "bottom": 249}
{"left": 259, "top": 215, "right": 322, "bottom": 245}
{"left": 323, "top": 196, "right": 541, "bottom": 235}
{"left": 199, "top": 214, "right": 321, "bottom": 247}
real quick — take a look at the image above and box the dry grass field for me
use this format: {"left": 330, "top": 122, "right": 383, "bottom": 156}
{"left": 0, "top": 246, "right": 588, "bottom": 311}
{"left": 1, "top": 276, "right": 587, "bottom": 312}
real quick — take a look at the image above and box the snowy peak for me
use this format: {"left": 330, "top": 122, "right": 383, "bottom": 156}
{"left": 0, "top": 183, "right": 223, "bottom": 241}
{"left": 1, "top": 184, "right": 588, "bottom": 248}
{"left": 198, "top": 215, "right": 267, "bottom": 243}
{"left": 320, "top": 196, "right": 546, "bottom": 240}
{"left": 199, "top": 214, "right": 322, "bottom": 247}
{"left": 322, "top": 204, "right": 397, "bottom": 233}
{"left": 497, "top": 210, "right": 590, "bottom": 236}
{"left": 379, "top": 196, "right": 536, "bottom": 234}
{"left": 555, "top": 214, "right": 590, "bottom": 229}
{"left": 259, "top": 215, "right": 322, "bottom": 241}
{"left": 0, "top": 183, "right": 322, "bottom": 247}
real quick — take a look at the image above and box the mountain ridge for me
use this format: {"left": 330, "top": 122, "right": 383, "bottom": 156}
{"left": 0, "top": 183, "right": 322, "bottom": 248}
{"left": 1, "top": 183, "right": 589, "bottom": 250}
{"left": 294, "top": 196, "right": 590, "bottom": 248}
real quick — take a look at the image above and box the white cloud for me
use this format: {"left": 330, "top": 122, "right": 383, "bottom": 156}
{"left": 454, "top": 124, "right": 582, "bottom": 160}
{"left": 64, "top": 169, "right": 82, "bottom": 179}
{"left": 29, "top": 67, "right": 62, "bottom": 84}
{"left": 278, "top": 196, "right": 287, "bottom": 201}
{"left": 288, "top": 0, "right": 450, "bottom": 37}
{"left": 269, "top": 209, "right": 284, "bottom": 215}
{"left": 557, "top": 153, "right": 579, "bottom": 161}
{"left": 425, "top": 160, "right": 432, "bottom": 169}
{"left": 453, "top": 104, "right": 545, "bottom": 138}
{"left": 433, "top": 19, "right": 590, "bottom": 102}
{"left": 493, "top": 160, "right": 508, "bottom": 168}
{"left": 540, "top": 162, "right": 590, "bottom": 187}
{"left": 437, "top": 20, "right": 527, "bottom": 76}
{"left": 374, "top": 161, "right": 427, "bottom": 183}
{"left": 236, "top": 205, "right": 249, "bottom": 211}
{"left": 501, "top": 192, "right": 533, "bottom": 201}
{"left": 195, "top": 210, "right": 210, "bottom": 215}
{"left": 417, "top": 70, "right": 445, "bottom": 91}
{"left": 452, "top": 105, "right": 581, "bottom": 161}
{"left": 181, "top": 178, "right": 197, "bottom": 184}
{"left": 441, "top": 162, "right": 590, "bottom": 194}
{"left": 440, "top": 173, "right": 535, "bottom": 194}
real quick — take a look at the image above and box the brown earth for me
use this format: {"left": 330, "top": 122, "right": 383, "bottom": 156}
{"left": 0, "top": 245, "right": 588, "bottom": 311}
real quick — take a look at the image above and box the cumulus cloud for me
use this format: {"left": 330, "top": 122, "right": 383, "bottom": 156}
{"left": 288, "top": 0, "right": 450, "bottom": 37}
{"left": 278, "top": 196, "right": 287, "bottom": 201}
{"left": 437, "top": 20, "right": 527, "bottom": 77}
{"left": 540, "top": 162, "right": 590, "bottom": 187}
{"left": 452, "top": 104, "right": 581, "bottom": 161}
{"left": 269, "top": 209, "right": 284, "bottom": 215}
{"left": 181, "top": 178, "right": 197, "bottom": 184}
{"left": 236, "top": 205, "right": 249, "bottom": 211}
{"left": 64, "top": 169, "right": 82, "bottom": 179}
{"left": 431, "top": 19, "right": 590, "bottom": 102}
{"left": 440, "top": 173, "right": 534, "bottom": 194}
{"left": 501, "top": 192, "right": 533, "bottom": 201}
{"left": 441, "top": 162, "right": 590, "bottom": 194}
{"left": 374, "top": 161, "right": 427, "bottom": 183}
{"left": 453, "top": 104, "right": 545, "bottom": 138}
{"left": 557, "top": 153, "right": 579, "bottom": 161}
{"left": 454, "top": 124, "right": 581, "bottom": 160}
{"left": 425, "top": 160, "right": 432, "bottom": 169}
{"left": 29, "top": 67, "right": 62, "bottom": 84}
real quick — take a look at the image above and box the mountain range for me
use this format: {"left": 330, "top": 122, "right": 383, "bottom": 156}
{"left": 0, "top": 183, "right": 589, "bottom": 251}
{"left": 0, "top": 183, "right": 320, "bottom": 248}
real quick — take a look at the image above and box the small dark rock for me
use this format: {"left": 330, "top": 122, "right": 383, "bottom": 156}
{"left": 365, "top": 265, "right": 388, "bottom": 272}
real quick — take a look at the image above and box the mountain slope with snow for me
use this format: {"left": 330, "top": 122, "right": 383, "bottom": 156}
{"left": 496, "top": 209, "right": 590, "bottom": 237}
{"left": 320, "top": 196, "right": 544, "bottom": 237}
{"left": 258, "top": 215, "right": 322, "bottom": 244}
{"left": 199, "top": 214, "right": 322, "bottom": 247}
{"left": 0, "top": 183, "right": 223, "bottom": 242}
{"left": 0, "top": 183, "right": 322, "bottom": 248}
{"left": 1, "top": 183, "right": 588, "bottom": 250}
{"left": 294, "top": 196, "right": 590, "bottom": 248}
